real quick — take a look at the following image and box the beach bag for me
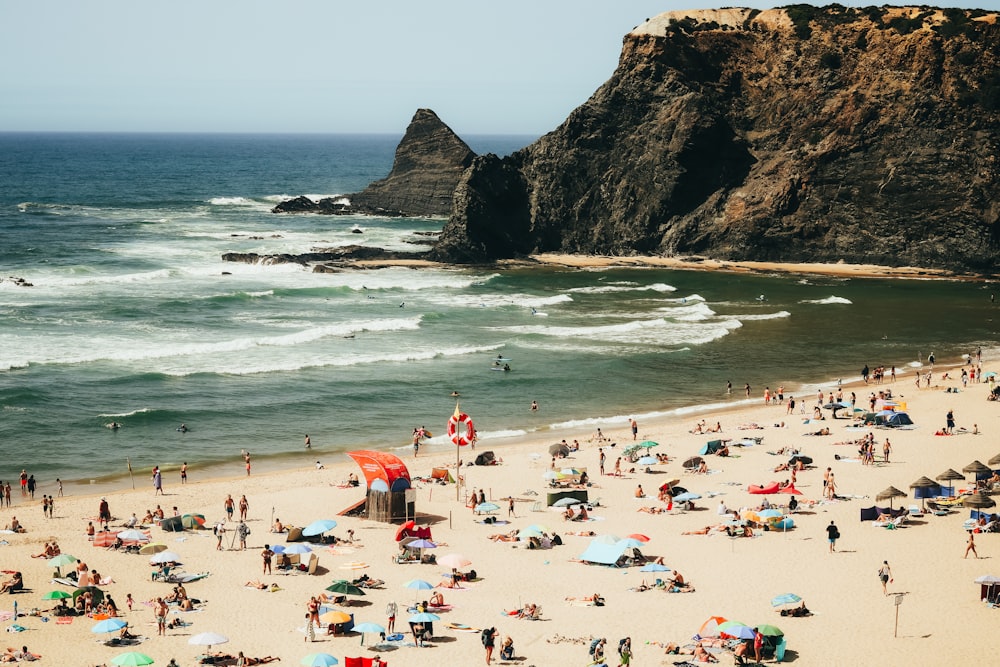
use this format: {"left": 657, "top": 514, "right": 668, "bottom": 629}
{"left": 481, "top": 627, "right": 493, "bottom": 647}
{"left": 590, "top": 638, "right": 601, "bottom": 656}
{"left": 618, "top": 638, "right": 628, "bottom": 655}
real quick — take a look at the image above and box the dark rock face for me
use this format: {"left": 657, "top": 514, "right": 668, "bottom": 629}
{"left": 272, "top": 109, "right": 475, "bottom": 218}
{"left": 221, "top": 246, "right": 425, "bottom": 268}
{"left": 432, "top": 6, "right": 1000, "bottom": 273}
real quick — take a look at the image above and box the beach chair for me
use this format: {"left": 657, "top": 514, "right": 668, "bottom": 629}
{"left": 530, "top": 501, "right": 544, "bottom": 512}
{"left": 908, "top": 505, "right": 922, "bottom": 516}
{"left": 307, "top": 553, "right": 319, "bottom": 575}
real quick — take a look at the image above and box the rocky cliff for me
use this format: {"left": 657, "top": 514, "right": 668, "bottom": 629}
{"left": 430, "top": 5, "right": 1000, "bottom": 273}
{"left": 273, "top": 108, "right": 475, "bottom": 217}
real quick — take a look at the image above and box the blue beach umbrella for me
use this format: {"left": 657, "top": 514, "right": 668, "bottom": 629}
{"left": 640, "top": 563, "right": 670, "bottom": 572}
{"left": 405, "top": 539, "right": 437, "bottom": 550}
{"left": 402, "top": 579, "right": 435, "bottom": 590}
{"left": 282, "top": 543, "right": 313, "bottom": 555}
{"left": 408, "top": 612, "right": 440, "bottom": 623}
{"left": 759, "top": 509, "right": 785, "bottom": 520}
{"left": 771, "top": 593, "right": 802, "bottom": 607}
{"left": 637, "top": 456, "right": 659, "bottom": 466}
{"left": 353, "top": 621, "right": 386, "bottom": 646}
{"left": 475, "top": 502, "right": 500, "bottom": 513}
{"left": 673, "top": 492, "right": 701, "bottom": 502}
{"left": 300, "top": 654, "right": 339, "bottom": 667}
{"left": 302, "top": 519, "right": 338, "bottom": 537}
{"left": 92, "top": 618, "right": 128, "bottom": 634}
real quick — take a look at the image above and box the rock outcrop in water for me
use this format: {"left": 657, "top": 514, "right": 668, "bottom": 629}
{"left": 428, "top": 6, "right": 1000, "bottom": 273}
{"left": 272, "top": 108, "right": 475, "bottom": 217}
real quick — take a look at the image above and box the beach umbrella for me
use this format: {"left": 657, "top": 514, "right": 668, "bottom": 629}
{"left": 525, "top": 523, "right": 554, "bottom": 534}
{"left": 116, "top": 529, "right": 150, "bottom": 542}
{"left": 41, "top": 590, "right": 72, "bottom": 600}
{"left": 404, "top": 539, "right": 437, "bottom": 550}
{"left": 149, "top": 550, "right": 181, "bottom": 564}
{"left": 110, "top": 652, "right": 154, "bottom": 667}
{"left": 682, "top": 456, "right": 703, "bottom": 469}
{"left": 188, "top": 632, "right": 229, "bottom": 652}
{"left": 640, "top": 563, "right": 669, "bottom": 572}
{"left": 402, "top": 579, "right": 435, "bottom": 591}
{"left": 474, "top": 502, "right": 500, "bottom": 514}
{"left": 48, "top": 553, "right": 78, "bottom": 577}
{"left": 910, "top": 476, "right": 940, "bottom": 509}
{"left": 300, "top": 654, "right": 338, "bottom": 667}
{"left": 408, "top": 612, "right": 440, "bottom": 623}
{"left": 138, "top": 543, "right": 167, "bottom": 555}
{"left": 989, "top": 454, "right": 1000, "bottom": 467}
{"left": 964, "top": 461, "right": 992, "bottom": 476}
{"left": 517, "top": 528, "right": 544, "bottom": 539}
{"left": 548, "top": 443, "right": 570, "bottom": 457}
{"left": 552, "top": 497, "right": 582, "bottom": 507}
{"left": 638, "top": 440, "right": 659, "bottom": 449}
{"left": 770, "top": 593, "right": 802, "bottom": 607}
{"left": 697, "top": 616, "right": 728, "bottom": 638}
{"left": 759, "top": 509, "right": 785, "bottom": 520}
{"left": 437, "top": 553, "right": 471, "bottom": 569}
{"left": 876, "top": 486, "right": 907, "bottom": 510}
{"left": 559, "top": 468, "right": 581, "bottom": 476}
{"left": 319, "top": 609, "right": 352, "bottom": 626}
{"left": 936, "top": 469, "right": 965, "bottom": 495}
{"left": 742, "top": 510, "right": 762, "bottom": 524}
{"left": 181, "top": 514, "right": 205, "bottom": 529}
{"left": 283, "top": 543, "right": 314, "bottom": 555}
{"left": 541, "top": 470, "right": 565, "bottom": 481}
{"left": 756, "top": 624, "right": 784, "bottom": 637}
{"left": 637, "top": 456, "right": 659, "bottom": 467}
{"left": 73, "top": 586, "right": 104, "bottom": 605}
{"left": 673, "top": 492, "right": 701, "bottom": 502}
{"left": 353, "top": 621, "right": 386, "bottom": 646}
{"left": 91, "top": 618, "right": 128, "bottom": 634}
{"left": 975, "top": 574, "right": 1000, "bottom": 584}
{"left": 326, "top": 580, "right": 366, "bottom": 597}
{"left": 302, "top": 519, "right": 338, "bottom": 537}
{"left": 963, "top": 492, "right": 997, "bottom": 509}
{"left": 718, "top": 621, "right": 755, "bottom": 640}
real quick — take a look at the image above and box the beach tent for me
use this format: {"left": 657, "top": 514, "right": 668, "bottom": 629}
{"left": 578, "top": 537, "right": 642, "bottom": 567}
{"left": 885, "top": 412, "right": 914, "bottom": 427}
{"left": 699, "top": 440, "right": 724, "bottom": 456}
{"left": 860, "top": 506, "right": 908, "bottom": 521}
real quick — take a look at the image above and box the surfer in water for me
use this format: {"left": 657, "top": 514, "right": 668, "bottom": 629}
{"left": 503, "top": 364, "right": 511, "bottom": 372}
{"left": 108, "top": 422, "right": 121, "bottom": 430}
{"left": 177, "top": 423, "right": 188, "bottom": 433}
{"left": 450, "top": 391, "right": 460, "bottom": 397}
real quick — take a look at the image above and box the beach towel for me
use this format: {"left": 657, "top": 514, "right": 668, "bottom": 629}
{"left": 55, "top": 616, "right": 73, "bottom": 625}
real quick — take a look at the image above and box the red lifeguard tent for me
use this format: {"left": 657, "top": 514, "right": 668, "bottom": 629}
{"left": 346, "top": 450, "right": 414, "bottom": 523}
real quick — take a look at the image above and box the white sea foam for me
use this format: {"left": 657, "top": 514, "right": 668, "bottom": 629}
{"left": 423, "top": 292, "right": 573, "bottom": 309}
{"left": 97, "top": 408, "right": 154, "bottom": 418}
{"left": 727, "top": 311, "right": 791, "bottom": 321}
{"left": 207, "top": 196, "right": 257, "bottom": 206}
{"left": 159, "top": 342, "right": 502, "bottom": 377}
{"left": 565, "top": 282, "right": 677, "bottom": 294}
{"left": 800, "top": 296, "right": 852, "bottom": 305}
{"left": 500, "top": 316, "right": 741, "bottom": 346}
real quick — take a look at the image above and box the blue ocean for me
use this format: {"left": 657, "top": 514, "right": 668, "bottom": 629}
{"left": 0, "top": 132, "right": 995, "bottom": 493}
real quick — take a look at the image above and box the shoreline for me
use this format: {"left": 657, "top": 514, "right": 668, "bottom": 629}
{"left": 350, "top": 253, "right": 995, "bottom": 281}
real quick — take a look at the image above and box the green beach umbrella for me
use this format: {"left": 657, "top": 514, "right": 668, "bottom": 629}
{"left": 111, "top": 652, "right": 154, "bottom": 666}
{"left": 41, "top": 590, "right": 72, "bottom": 600}
{"left": 638, "top": 440, "right": 659, "bottom": 449}
{"left": 756, "top": 624, "right": 784, "bottom": 637}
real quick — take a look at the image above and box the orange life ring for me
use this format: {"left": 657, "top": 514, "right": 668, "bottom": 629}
{"left": 447, "top": 413, "right": 475, "bottom": 446}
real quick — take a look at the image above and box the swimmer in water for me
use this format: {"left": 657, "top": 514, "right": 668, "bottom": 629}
{"left": 450, "top": 391, "right": 460, "bottom": 397}
{"left": 178, "top": 423, "right": 188, "bottom": 433}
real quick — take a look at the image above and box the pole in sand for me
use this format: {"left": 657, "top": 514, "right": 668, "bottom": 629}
{"left": 127, "top": 457, "right": 135, "bottom": 490}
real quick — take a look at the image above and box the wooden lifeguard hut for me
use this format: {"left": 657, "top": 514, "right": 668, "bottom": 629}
{"left": 345, "top": 450, "right": 415, "bottom": 523}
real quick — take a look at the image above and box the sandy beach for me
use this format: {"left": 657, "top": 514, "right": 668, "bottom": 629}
{"left": 2, "top": 354, "right": 999, "bottom": 666}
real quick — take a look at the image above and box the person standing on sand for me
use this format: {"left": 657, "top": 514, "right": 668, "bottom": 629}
{"left": 878, "top": 561, "right": 892, "bottom": 595}
{"left": 180, "top": 463, "right": 187, "bottom": 485}
{"left": 155, "top": 597, "right": 168, "bottom": 635}
{"left": 508, "top": 497, "right": 515, "bottom": 517}
{"left": 482, "top": 626, "right": 497, "bottom": 665}
{"left": 599, "top": 449, "right": 606, "bottom": 476}
{"left": 239, "top": 495, "right": 249, "bottom": 521}
{"left": 965, "top": 532, "right": 979, "bottom": 559}
{"left": 261, "top": 544, "right": 273, "bottom": 574}
{"left": 630, "top": 418, "right": 638, "bottom": 440}
{"left": 224, "top": 495, "right": 235, "bottom": 522}
{"left": 386, "top": 600, "right": 397, "bottom": 634}
{"left": 826, "top": 521, "right": 839, "bottom": 552}
{"left": 244, "top": 451, "right": 251, "bottom": 476}
{"left": 153, "top": 467, "right": 163, "bottom": 496}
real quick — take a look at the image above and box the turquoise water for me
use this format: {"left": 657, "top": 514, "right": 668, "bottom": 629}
{"left": 1, "top": 133, "right": 996, "bottom": 492}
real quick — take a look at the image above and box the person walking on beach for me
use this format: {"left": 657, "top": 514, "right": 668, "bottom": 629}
{"left": 153, "top": 467, "right": 163, "bottom": 495}
{"left": 41, "top": 495, "right": 49, "bottom": 519}
{"left": 508, "top": 497, "right": 515, "bottom": 517}
{"left": 965, "top": 532, "right": 979, "bottom": 559}
{"left": 4, "top": 482, "right": 10, "bottom": 507}
{"left": 946, "top": 409, "right": 955, "bottom": 434}
{"left": 482, "top": 626, "right": 497, "bottom": 665}
{"left": 630, "top": 418, "right": 638, "bottom": 440}
{"left": 237, "top": 521, "right": 250, "bottom": 550}
{"left": 599, "top": 449, "right": 606, "bottom": 476}
{"left": 239, "top": 495, "right": 249, "bottom": 521}
{"left": 215, "top": 522, "right": 226, "bottom": 550}
{"left": 878, "top": 561, "right": 893, "bottom": 595}
{"left": 883, "top": 439, "right": 892, "bottom": 463}
{"left": 826, "top": 521, "right": 839, "bottom": 553}
{"left": 244, "top": 451, "right": 251, "bottom": 476}
{"left": 224, "top": 495, "right": 235, "bottom": 521}
{"left": 180, "top": 462, "right": 187, "bottom": 484}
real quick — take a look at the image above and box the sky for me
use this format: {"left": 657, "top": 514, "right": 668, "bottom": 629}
{"left": 2, "top": 1, "right": 998, "bottom": 136}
